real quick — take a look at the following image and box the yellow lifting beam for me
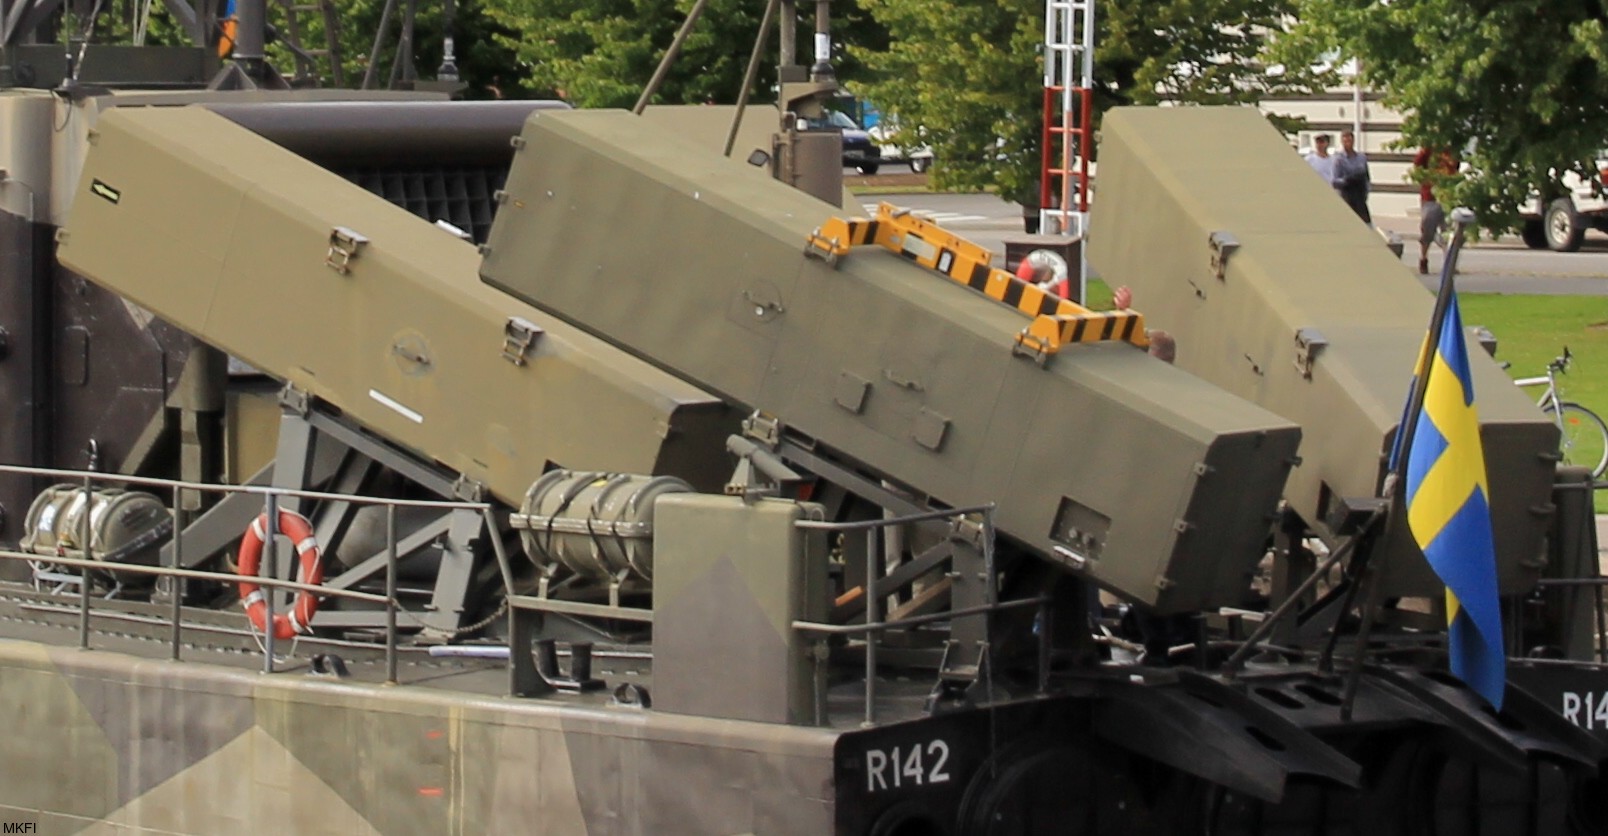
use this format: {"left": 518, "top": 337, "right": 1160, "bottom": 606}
{"left": 806, "top": 202, "right": 1147, "bottom": 358}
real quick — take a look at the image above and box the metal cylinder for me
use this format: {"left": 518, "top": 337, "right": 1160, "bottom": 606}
{"left": 21, "top": 483, "right": 170, "bottom": 567}
{"left": 203, "top": 101, "right": 571, "bottom": 167}
{"left": 514, "top": 471, "right": 691, "bottom": 583}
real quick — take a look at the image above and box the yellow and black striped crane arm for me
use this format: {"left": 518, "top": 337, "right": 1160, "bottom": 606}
{"left": 806, "top": 202, "right": 1148, "bottom": 357}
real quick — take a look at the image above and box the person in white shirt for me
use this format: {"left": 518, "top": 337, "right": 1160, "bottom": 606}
{"left": 1304, "top": 133, "right": 1337, "bottom": 184}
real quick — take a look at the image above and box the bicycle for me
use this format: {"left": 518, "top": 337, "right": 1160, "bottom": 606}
{"left": 1514, "top": 347, "right": 1608, "bottom": 479}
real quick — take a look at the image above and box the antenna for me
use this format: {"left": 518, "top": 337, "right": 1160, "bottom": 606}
{"left": 62, "top": 0, "right": 107, "bottom": 89}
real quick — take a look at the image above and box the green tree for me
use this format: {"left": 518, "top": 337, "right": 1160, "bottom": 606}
{"left": 338, "top": 0, "right": 528, "bottom": 98}
{"left": 1276, "top": 0, "right": 1608, "bottom": 233}
{"left": 847, "top": 0, "right": 1038, "bottom": 198}
{"left": 853, "top": 0, "right": 1316, "bottom": 203}
{"left": 481, "top": 0, "right": 884, "bottom": 107}
{"left": 64, "top": 0, "right": 521, "bottom": 99}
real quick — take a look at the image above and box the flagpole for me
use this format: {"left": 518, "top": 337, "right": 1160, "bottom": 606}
{"left": 1334, "top": 208, "right": 1477, "bottom": 720}
{"left": 1387, "top": 207, "right": 1478, "bottom": 491}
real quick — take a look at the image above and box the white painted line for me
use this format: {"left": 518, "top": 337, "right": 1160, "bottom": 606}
{"left": 369, "top": 389, "right": 424, "bottom": 424}
{"left": 862, "top": 205, "right": 989, "bottom": 225}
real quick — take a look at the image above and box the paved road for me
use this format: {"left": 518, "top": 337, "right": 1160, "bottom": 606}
{"left": 1378, "top": 219, "right": 1608, "bottom": 296}
{"left": 863, "top": 192, "right": 1608, "bottom": 295}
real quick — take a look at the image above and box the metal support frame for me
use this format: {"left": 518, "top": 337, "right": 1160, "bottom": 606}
{"left": 1, "top": 462, "right": 477, "bottom": 679}
{"left": 1221, "top": 508, "right": 1384, "bottom": 678}
{"left": 77, "top": 474, "right": 90, "bottom": 648}
{"left": 792, "top": 506, "right": 1032, "bottom": 725}
{"left": 1, "top": 0, "right": 199, "bottom": 53}
{"left": 420, "top": 507, "right": 486, "bottom": 637}
{"left": 385, "top": 0, "right": 417, "bottom": 89}
{"left": 1268, "top": 509, "right": 1315, "bottom": 646}
{"left": 322, "top": 515, "right": 450, "bottom": 592}
{"left": 2, "top": 0, "right": 64, "bottom": 47}
{"left": 1039, "top": 0, "right": 1095, "bottom": 301}
{"left": 505, "top": 594, "right": 650, "bottom": 697}
{"left": 271, "top": 0, "right": 343, "bottom": 86}
{"left": 309, "top": 453, "right": 378, "bottom": 560}
{"left": 931, "top": 530, "right": 992, "bottom": 709}
{"left": 262, "top": 491, "right": 279, "bottom": 672}
{"left": 159, "top": 461, "right": 273, "bottom": 569}
{"left": 172, "top": 402, "right": 497, "bottom": 638}
{"left": 358, "top": 0, "right": 420, "bottom": 91}
{"left": 297, "top": 409, "right": 483, "bottom": 637}
{"left": 773, "top": 434, "right": 1007, "bottom": 710}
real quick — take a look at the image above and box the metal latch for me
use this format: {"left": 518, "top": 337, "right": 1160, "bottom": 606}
{"left": 1293, "top": 327, "right": 1328, "bottom": 379}
{"left": 501, "top": 317, "right": 543, "bottom": 366}
{"left": 325, "top": 227, "right": 369, "bottom": 275}
{"left": 452, "top": 476, "right": 486, "bottom": 502}
{"left": 1209, "top": 230, "right": 1239, "bottom": 280}
{"left": 278, "top": 384, "right": 312, "bottom": 416}
{"left": 741, "top": 412, "right": 783, "bottom": 447}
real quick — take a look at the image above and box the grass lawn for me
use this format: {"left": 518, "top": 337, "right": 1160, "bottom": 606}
{"left": 1460, "top": 294, "right": 1608, "bottom": 414}
{"left": 1462, "top": 294, "right": 1608, "bottom": 511}
{"left": 1084, "top": 279, "right": 1117, "bottom": 310}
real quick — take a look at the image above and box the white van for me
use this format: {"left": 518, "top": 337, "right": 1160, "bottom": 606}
{"left": 1519, "top": 157, "right": 1608, "bottom": 251}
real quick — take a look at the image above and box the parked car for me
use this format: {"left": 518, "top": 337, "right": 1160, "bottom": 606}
{"left": 868, "top": 123, "right": 934, "bottom": 174}
{"left": 1519, "top": 155, "right": 1608, "bottom": 252}
{"left": 806, "top": 110, "right": 881, "bottom": 175}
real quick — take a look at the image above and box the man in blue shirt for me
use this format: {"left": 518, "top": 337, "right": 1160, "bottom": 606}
{"left": 1332, "top": 130, "right": 1371, "bottom": 224}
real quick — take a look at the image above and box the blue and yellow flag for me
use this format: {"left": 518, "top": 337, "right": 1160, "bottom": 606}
{"left": 1402, "top": 293, "right": 1505, "bottom": 709}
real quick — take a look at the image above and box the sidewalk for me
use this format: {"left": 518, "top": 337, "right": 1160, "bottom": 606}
{"left": 1375, "top": 212, "right": 1531, "bottom": 248}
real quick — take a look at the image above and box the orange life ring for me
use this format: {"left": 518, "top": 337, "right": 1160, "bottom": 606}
{"left": 237, "top": 509, "right": 324, "bottom": 640}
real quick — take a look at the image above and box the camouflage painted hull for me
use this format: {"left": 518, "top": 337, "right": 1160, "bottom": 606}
{"left": 7, "top": 628, "right": 1605, "bottom": 836}
{"left": 0, "top": 638, "right": 836, "bottom": 835}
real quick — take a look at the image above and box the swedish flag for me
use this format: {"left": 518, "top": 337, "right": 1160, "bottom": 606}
{"left": 1401, "top": 292, "right": 1505, "bottom": 709}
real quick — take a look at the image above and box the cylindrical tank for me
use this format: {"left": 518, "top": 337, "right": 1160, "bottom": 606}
{"left": 515, "top": 471, "right": 691, "bottom": 583}
{"left": 21, "top": 484, "right": 170, "bottom": 567}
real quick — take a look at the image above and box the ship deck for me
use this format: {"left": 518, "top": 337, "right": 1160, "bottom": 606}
{"left": 0, "top": 583, "right": 944, "bottom": 730}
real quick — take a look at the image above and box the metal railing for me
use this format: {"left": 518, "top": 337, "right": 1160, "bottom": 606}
{"left": 0, "top": 463, "right": 497, "bottom": 683}
{"left": 790, "top": 503, "right": 1050, "bottom": 726}
{"left": 1527, "top": 477, "right": 1608, "bottom": 663}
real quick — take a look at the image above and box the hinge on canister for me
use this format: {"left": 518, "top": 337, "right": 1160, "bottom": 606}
{"left": 1209, "top": 230, "right": 1239, "bottom": 281}
{"left": 452, "top": 477, "right": 486, "bottom": 502}
{"left": 325, "top": 227, "right": 369, "bottom": 275}
{"left": 949, "top": 516, "right": 985, "bottom": 548}
{"left": 1294, "top": 327, "right": 1328, "bottom": 379}
{"left": 279, "top": 384, "right": 312, "bottom": 416}
{"left": 502, "top": 317, "right": 543, "bottom": 366}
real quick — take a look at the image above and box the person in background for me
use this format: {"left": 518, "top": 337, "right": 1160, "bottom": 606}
{"left": 1111, "top": 286, "right": 1175, "bottom": 363}
{"left": 1412, "top": 146, "right": 1458, "bottom": 274}
{"left": 1146, "top": 330, "right": 1177, "bottom": 363}
{"left": 1304, "top": 134, "right": 1336, "bottom": 185}
{"left": 1332, "top": 130, "right": 1372, "bottom": 224}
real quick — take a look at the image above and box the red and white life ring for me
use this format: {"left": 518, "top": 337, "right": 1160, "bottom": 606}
{"left": 237, "top": 509, "right": 325, "bottom": 640}
{"left": 1013, "top": 250, "right": 1071, "bottom": 299}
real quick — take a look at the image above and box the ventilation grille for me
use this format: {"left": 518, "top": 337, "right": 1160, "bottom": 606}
{"left": 336, "top": 165, "right": 509, "bottom": 244}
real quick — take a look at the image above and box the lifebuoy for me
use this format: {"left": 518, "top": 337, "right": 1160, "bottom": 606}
{"left": 237, "top": 509, "right": 324, "bottom": 640}
{"left": 1013, "top": 251, "right": 1071, "bottom": 299}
